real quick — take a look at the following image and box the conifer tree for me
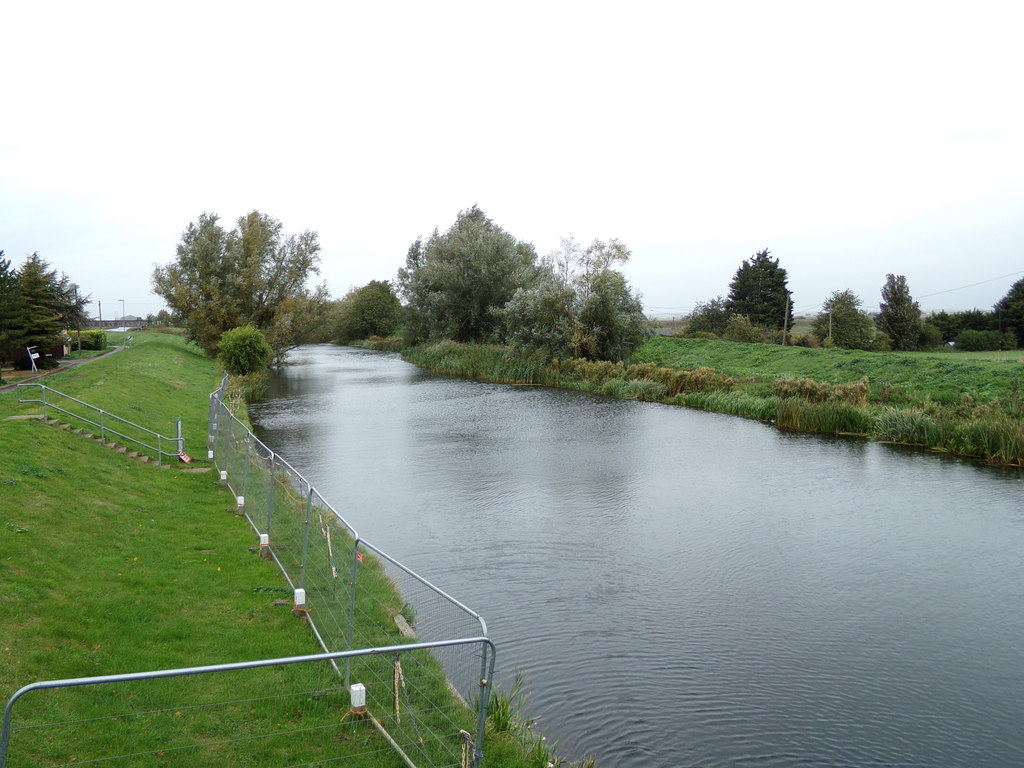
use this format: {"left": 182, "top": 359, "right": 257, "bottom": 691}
{"left": 16, "top": 253, "right": 64, "bottom": 367}
{"left": 726, "top": 249, "right": 793, "bottom": 330}
{"left": 0, "top": 252, "right": 26, "bottom": 374}
{"left": 877, "top": 274, "right": 922, "bottom": 351}
{"left": 993, "top": 277, "right": 1024, "bottom": 347}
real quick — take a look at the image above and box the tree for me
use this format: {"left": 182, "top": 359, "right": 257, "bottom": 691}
{"left": 684, "top": 296, "right": 731, "bottom": 337}
{"left": 571, "top": 239, "right": 649, "bottom": 360}
{"left": 876, "top": 274, "right": 922, "bottom": 351}
{"left": 152, "top": 211, "right": 323, "bottom": 356}
{"left": 501, "top": 268, "right": 577, "bottom": 355}
{"left": 396, "top": 206, "right": 538, "bottom": 343}
{"left": 0, "top": 252, "right": 25, "bottom": 373}
{"left": 332, "top": 280, "right": 402, "bottom": 344}
{"left": 994, "top": 277, "right": 1024, "bottom": 347}
{"left": 263, "top": 283, "right": 332, "bottom": 362}
{"left": 811, "top": 289, "right": 874, "bottom": 349}
{"left": 726, "top": 249, "right": 793, "bottom": 330}
{"left": 500, "top": 236, "right": 649, "bottom": 361}
{"left": 927, "top": 309, "right": 994, "bottom": 343}
{"left": 16, "top": 253, "right": 65, "bottom": 368}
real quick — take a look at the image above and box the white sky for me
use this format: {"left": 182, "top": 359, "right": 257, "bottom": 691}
{"left": 2, "top": 1, "right": 1022, "bottom": 320}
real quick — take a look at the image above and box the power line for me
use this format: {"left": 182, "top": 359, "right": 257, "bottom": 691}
{"left": 917, "top": 270, "right": 1024, "bottom": 300}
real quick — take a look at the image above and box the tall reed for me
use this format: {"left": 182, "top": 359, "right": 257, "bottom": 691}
{"left": 776, "top": 398, "right": 871, "bottom": 434}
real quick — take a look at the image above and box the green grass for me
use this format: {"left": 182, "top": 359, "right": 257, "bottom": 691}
{"left": 636, "top": 336, "right": 1024, "bottom": 399}
{"left": 1, "top": 333, "right": 544, "bottom": 768}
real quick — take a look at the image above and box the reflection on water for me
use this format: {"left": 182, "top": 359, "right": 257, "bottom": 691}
{"left": 251, "top": 345, "right": 1024, "bottom": 768}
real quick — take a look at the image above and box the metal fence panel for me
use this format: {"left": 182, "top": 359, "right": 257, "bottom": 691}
{"left": 2, "top": 641, "right": 495, "bottom": 768}
{"left": 203, "top": 377, "right": 494, "bottom": 766}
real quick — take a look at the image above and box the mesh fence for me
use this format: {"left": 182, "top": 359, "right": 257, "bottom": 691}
{"left": 205, "top": 378, "right": 494, "bottom": 766}
{"left": 2, "top": 642, "right": 495, "bottom": 768}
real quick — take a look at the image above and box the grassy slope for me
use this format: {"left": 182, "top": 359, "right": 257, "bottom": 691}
{"left": 636, "top": 336, "right": 1024, "bottom": 400}
{"left": 1, "top": 333, "right": 541, "bottom": 767}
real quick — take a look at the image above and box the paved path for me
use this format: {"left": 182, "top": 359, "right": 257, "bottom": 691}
{"left": 0, "top": 346, "right": 125, "bottom": 393}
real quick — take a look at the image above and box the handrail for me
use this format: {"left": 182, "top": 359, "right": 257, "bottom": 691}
{"left": 16, "top": 383, "right": 183, "bottom": 466}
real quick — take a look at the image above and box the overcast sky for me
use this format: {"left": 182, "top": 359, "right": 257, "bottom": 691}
{"left": 3, "top": 1, "right": 1022, "bottom": 321}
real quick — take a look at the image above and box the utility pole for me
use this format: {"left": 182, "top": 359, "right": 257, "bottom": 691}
{"left": 782, "top": 295, "right": 790, "bottom": 345}
{"left": 74, "top": 286, "right": 81, "bottom": 351}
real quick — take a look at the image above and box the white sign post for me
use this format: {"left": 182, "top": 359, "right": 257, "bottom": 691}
{"left": 26, "top": 346, "right": 39, "bottom": 372}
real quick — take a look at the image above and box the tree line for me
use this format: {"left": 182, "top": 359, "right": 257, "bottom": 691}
{"left": 156, "top": 206, "right": 651, "bottom": 365}
{"left": 682, "top": 250, "right": 1024, "bottom": 352}
{"left": 8, "top": 209, "right": 1020, "bottom": 378}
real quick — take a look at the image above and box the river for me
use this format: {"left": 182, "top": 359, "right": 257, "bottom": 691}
{"left": 249, "top": 344, "right": 1024, "bottom": 768}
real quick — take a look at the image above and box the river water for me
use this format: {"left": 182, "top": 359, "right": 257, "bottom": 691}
{"left": 249, "top": 345, "right": 1024, "bottom": 768}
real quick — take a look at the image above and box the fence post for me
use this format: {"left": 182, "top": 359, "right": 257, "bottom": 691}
{"left": 474, "top": 641, "right": 496, "bottom": 768}
{"left": 345, "top": 540, "right": 362, "bottom": 688}
{"left": 176, "top": 417, "right": 183, "bottom": 455}
{"left": 40, "top": 386, "right": 48, "bottom": 420}
{"left": 299, "top": 485, "right": 314, "bottom": 593}
{"left": 99, "top": 411, "right": 106, "bottom": 443}
{"left": 241, "top": 433, "right": 252, "bottom": 509}
{"left": 266, "top": 453, "right": 277, "bottom": 541}
{"left": 157, "top": 434, "right": 162, "bottom": 467}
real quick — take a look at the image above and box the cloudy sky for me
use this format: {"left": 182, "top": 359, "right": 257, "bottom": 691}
{"left": 3, "top": 1, "right": 1022, "bottom": 321}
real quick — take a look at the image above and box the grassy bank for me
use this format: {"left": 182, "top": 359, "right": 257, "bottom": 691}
{"left": 1, "top": 333, "right": 545, "bottom": 767}
{"left": 387, "top": 337, "right": 1024, "bottom": 467}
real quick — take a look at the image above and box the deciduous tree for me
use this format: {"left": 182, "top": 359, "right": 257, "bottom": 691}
{"left": 811, "top": 289, "right": 874, "bottom": 349}
{"left": 500, "top": 236, "right": 649, "bottom": 361}
{"left": 876, "top": 274, "right": 921, "bottom": 351}
{"left": 684, "top": 296, "right": 730, "bottom": 337}
{"left": 332, "top": 280, "right": 402, "bottom": 343}
{"left": 726, "top": 249, "right": 793, "bottom": 330}
{"left": 152, "top": 211, "right": 323, "bottom": 357}
{"left": 396, "top": 206, "right": 538, "bottom": 343}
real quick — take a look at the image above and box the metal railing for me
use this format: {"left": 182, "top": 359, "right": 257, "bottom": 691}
{"left": 2, "top": 639, "right": 495, "bottom": 768}
{"left": 16, "top": 383, "right": 183, "bottom": 465}
{"left": 206, "top": 376, "right": 494, "bottom": 766}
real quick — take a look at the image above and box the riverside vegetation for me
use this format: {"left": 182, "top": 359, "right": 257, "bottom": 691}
{"left": 371, "top": 336, "right": 1024, "bottom": 468}
{"left": 0, "top": 332, "right": 554, "bottom": 767}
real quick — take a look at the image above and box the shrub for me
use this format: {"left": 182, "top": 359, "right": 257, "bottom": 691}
{"left": 723, "top": 314, "right": 763, "bottom": 343}
{"left": 218, "top": 325, "right": 272, "bottom": 375}
{"left": 71, "top": 330, "right": 107, "bottom": 350}
{"left": 956, "top": 329, "right": 1016, "bottom": 351}
{"left": 792, "top": 333, "right": 821, "bottom": 348}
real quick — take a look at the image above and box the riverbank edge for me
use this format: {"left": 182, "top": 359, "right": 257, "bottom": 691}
{"left": 358, "top": 338, "right": 1024, "bottom": 468}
